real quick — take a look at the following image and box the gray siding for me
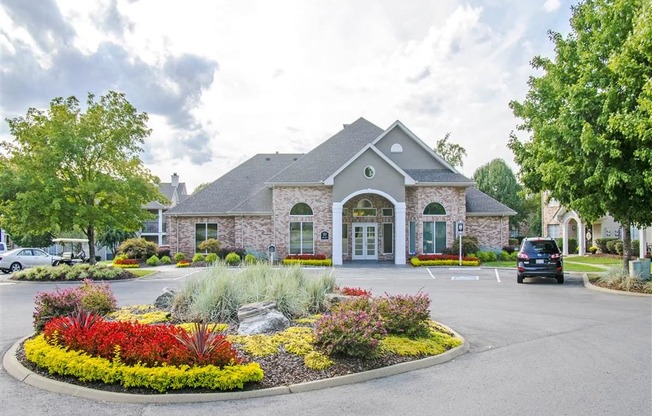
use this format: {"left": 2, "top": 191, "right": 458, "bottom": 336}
{"left": 375, "top": 127, "right": 446, "bottom": 170}
{"left": 332, "top": 149, "right": 405, "bottom": 202}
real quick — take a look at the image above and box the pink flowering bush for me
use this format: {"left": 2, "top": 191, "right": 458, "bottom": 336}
{"left": 33, "top": 279, "right": 117, "bottom": 331}
{"left": 314, "top": 309, "right": 386, "bottom": 358}
{"left": 374, "top": 292, "right": 431, "bottom": 338}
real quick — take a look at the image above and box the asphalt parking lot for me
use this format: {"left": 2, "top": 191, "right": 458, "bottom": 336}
{"left": 1, "top": 265, "right": 650, "bottom": 416}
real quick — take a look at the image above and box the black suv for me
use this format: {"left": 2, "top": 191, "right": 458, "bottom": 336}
{"left": 516, "top": 238, "right": 564, "bottom": 284}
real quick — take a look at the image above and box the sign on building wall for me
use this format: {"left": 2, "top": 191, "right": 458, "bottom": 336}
{"left": 320, "top": 231, "right": 329, "bottom": 240}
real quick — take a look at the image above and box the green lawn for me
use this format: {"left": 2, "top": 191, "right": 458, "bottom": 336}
{"left": 563, "top": 263, "right": 606, "bottom": 272}
{"left": 563, "top": 255, "right": 622, "bottom": 265}
{"left": 483, "top": 260, "right": 606, "bottom": 273}
{"left": 128, "top": 269, "right": 157, "bottom": 278}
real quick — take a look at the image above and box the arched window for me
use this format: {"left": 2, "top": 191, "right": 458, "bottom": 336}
{"left": 353, "top": 199, "right": 377, "bottom": 217}
{"left": 423, "top": 202, "right": 446, "bottom": 215}
{"left": 289, "top": 203, "right": 313, "bottom": 254}
{"left": 290, "top": 202, "right": 313, "bottom": 215}
{"left": 390, "top": 143, "right": 403, "bottom": 153}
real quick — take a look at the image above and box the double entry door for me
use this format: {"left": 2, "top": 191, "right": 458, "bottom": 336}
{"left": 353, "top": 223, "right": 377, "bottom": 260}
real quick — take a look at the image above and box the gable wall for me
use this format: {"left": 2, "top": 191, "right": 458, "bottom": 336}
{"left": 272, "top": 186, "right": 333, "bottom": 258}
{"left": 375, "top": 127, "right": 446, "bottom": 170}
{"left": 332, "top": 149, "right": 405, "bottom": 202}
{"left": 466, "top": 216, "right": 510, "bottom": 250}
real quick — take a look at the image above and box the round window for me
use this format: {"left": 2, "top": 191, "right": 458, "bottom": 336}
{"left": 364, "top": 166, "right": 375, "bottom": 179}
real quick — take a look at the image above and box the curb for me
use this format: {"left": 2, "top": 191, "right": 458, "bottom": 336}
{"left": 2, "top": 326, "right": 468, "bottom": 403}
{"left": 582, "top": 273, "right": 652, "bottom": 297}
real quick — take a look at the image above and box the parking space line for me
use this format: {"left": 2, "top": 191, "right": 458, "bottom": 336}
{"left": 448, "top": 267, "right": 481, "bottom": 271}
{"left": 495, "top": 269, "right": 501, "bottom": 283}
{"left": 426, "top": 268, "right": 436, "bottom": 279}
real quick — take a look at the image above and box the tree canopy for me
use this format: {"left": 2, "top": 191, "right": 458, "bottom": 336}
{"left": 435, "top": 133, "right": 467, "bottom": 168}
{"left": 473, "top": 159, "right": 524, "bottom": 229}
{"left": 508, "top": 0, "right": 652, "bottom": 264}
{"left": 0, "top": 91, "right": 165, "bottom": 262}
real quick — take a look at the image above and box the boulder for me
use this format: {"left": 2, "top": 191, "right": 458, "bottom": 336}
{"left": 324, "top": 293, "right": 359, "bottom": 309}
{"left": 237, "top": 301, "right": 290, "bottom": 335}
{"left": 154, "top": 287, "right": 176, "bottom": 310}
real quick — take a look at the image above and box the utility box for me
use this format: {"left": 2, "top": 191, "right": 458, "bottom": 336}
{"left": 629, "top": 260, "right": 651, "bottom": 280}
{"left": 637, "top": 258, "right": 651, "bottom": 280}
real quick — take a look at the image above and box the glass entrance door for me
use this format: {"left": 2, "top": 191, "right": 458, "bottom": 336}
{"left": 353, "top": 223, "right": 377, "bottom": 260}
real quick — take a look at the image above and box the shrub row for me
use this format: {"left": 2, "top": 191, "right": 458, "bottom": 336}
{"left": 285, "top": 254, "right": 327, "bottom": 260}
{"left": 13, "top": 265, "right": 134, "bottom": 282}
{"left": 410, "top": 258, "right": 480, "bottom": 267}
{"left": 282, "top": 258, "right": 333, "bottom": 266}
{"left": 24, "top": 334, "right": 263, "bottom": 393}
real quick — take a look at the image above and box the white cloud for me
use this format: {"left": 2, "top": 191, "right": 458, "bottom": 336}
{"left": 0, "top": 0, "right": 574, "bottom": 191}
{"left": 543, "top": 0, "right": 561, "bottom": 13}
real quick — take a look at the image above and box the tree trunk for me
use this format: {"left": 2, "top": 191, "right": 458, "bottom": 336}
{"left": 87, "top": 226, "right": 97, "bottom": 265}
{"left": 622, "top": 222, "right": 631, "bottom": 271}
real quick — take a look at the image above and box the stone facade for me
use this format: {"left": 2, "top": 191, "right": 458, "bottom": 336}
{"left": 272, "top": 186, "right": 333, "bottom": 259}
{"left": 166, "top": 216, "right": 236, "bottom": 256}
{"left": 466, "top": 216, "right": 510, "bottom": 250}
{"left": 406, "top": 186, "right": 467, "bottom": 253}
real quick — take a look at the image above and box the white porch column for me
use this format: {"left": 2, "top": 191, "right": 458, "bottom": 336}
{"left": 332, "top": 202, "right": 343, "bottom": 265}
{"left": 640, "top": 227, "right": 648, "bottom": 258}
{"left": 562, "top": 220, "right": 569, "bottom": 256}
{"left": 157, "top": 208, "right": 164, "bottom": 246}
{"left": 577, "top": 219, "right": 585, "bottom": 256}
{"left": 395, "top": 202, "right": 406, "bottom": 265}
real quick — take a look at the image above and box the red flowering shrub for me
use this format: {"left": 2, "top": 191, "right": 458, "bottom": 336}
{"left": 113, "top": 258, "right": 139, "bottom": 265}
{"left": 340, "top": 286, "right": 372, "bottom": 297}
{"left": 44, "top": 316, "right": 241, "bottom": 368}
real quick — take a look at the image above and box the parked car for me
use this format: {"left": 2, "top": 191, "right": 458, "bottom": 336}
{"left": 516, "top": 237, "right": 564, "bottom": 284}
{"left": 0, "top": 248, "right": 62, "bottom": 274}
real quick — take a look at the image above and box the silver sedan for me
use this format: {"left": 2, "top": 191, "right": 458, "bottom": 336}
{"left": 0, "top": 248, "right": 62, "bottom": 273}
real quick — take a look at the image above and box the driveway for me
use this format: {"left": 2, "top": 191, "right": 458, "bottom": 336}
{"left": 0, "top": 266, "right": 650, "bottom": 416}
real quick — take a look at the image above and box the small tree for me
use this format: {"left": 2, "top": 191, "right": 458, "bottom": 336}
{"left": 1, "top": 92, "right": 165, "bottom": 263}
{"left": 434, "top": 133, "right": 467, "bottom": 168}
{"left": 198, "top": 238, "right": 221, "bottom": 253}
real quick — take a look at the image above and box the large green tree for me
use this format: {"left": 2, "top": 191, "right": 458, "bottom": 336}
{"left": 0, "top": 91, "right": 165, "bottom": 263}
{"left": 435, "top": 133, "right": 467, "bottom": 168}
{"left": 508, "top": 0, "right": 652, "bottom": 268}
{"left": 473, "top": 159, "right": 524, "bottom": 229}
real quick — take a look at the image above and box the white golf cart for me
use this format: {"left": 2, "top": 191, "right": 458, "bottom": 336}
{"left": 52, "top": 238, "right": 89, "bottom": 266}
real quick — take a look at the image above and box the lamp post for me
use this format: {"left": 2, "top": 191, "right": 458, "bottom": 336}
{"left": 457, "top": 222, "right": 464, "bottom": 266}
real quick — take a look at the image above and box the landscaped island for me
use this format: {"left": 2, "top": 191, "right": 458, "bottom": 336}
{"left": 20, "top": 264, "right": 463, "bottom": 393}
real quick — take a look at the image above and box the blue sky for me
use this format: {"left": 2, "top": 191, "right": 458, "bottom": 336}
{"left": 0, "top": 0, "right": 574, "bottom": 191}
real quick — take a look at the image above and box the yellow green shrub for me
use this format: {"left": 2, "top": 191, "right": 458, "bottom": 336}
{"left": 282, "top": 259, "right": 332, "bottom": 267}
{"left": 303, "top": 351, "right": 333, "bottom": 370}
{"left": 24, "top": 334, "right": 263, "bottom": 393}
{"left": 410, "top": 258, "right": 480, "bottom": 267}
{"left": 380, "top": 330, "right": 462, "bottom": 356}
{"left": 108, "top": 306, "right": 170, "bottom": 324}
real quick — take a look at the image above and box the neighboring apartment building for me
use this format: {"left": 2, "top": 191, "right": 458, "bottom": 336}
{"left": 164, "top": 118, "right": 516, "bottom": 264}
{"left": 541, "top": 192, "right": 651, "bottom": 257}
{"left": 141, "top": 173, "right": 188, "bottom": 246}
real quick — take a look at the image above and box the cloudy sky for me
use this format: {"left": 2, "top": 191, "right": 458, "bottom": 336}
{"left": 0, "top": 0, "right": 573, "bottom": 192}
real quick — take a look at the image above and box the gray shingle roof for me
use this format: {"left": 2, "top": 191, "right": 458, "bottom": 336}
{"left": 165, "top": 153, "right": 301, "bottom": 215}
{"left": 144, "top": 182, "right": 188, "bottom": 209}
{"left": 268, "top": 117, "right": 383, "bottom": 184}
{"left": 405, "top": 169, "right": 475, "bottom": 185}
{"left": 466, "top": 188, "right": 517, "bottom": 215}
